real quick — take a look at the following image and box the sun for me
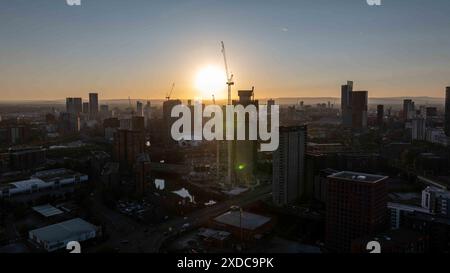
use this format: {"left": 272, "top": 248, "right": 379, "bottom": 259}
{"left": 195, "top": 65, "right": 227, "bottom": 99}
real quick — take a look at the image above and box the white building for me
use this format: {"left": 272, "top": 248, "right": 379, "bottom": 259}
{"left": 29, "top": 218, "right": 99, "bottom": 252}
{"left": 387, "top": 202, "right": 429, "bottom": 230}
{"left": 426, "top": 128, "right": 450, "bottom": 146}
{"left": 0, "top": 168, "right": 88, "bottom": 198}
{"left": 422, "top": 186, "right": 450, "bottom": 216}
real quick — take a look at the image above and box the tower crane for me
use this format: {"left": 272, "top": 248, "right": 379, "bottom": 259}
{"left": 221, "top": 41, "right": 234, "bottom": 186}
{"left": 166, "top": 83, "right": 175, "bottom": 101}
{"left": 221, "top": 41, "right": 234, "bottom": 105}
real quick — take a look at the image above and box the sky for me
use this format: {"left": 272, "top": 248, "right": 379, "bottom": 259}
{"left": 1, "top": 0, "right": 450, "bottom": 100}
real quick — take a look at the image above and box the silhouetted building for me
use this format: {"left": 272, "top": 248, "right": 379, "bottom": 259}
{"left": 66, "top": 98, "right": 82, "bottom": 114}
{"left": 58, "top": 112, "right": 80, "bottom": 134}
{"left": 313, "top": 168, "right": 339, "bottom": 204}
{"left": 341, "top": 81, "right": 353, "bottom": 127}
{"left": 325, "top": 171, "right": 388, "bottom": 253}
{"left": 9, "top": 147, "right": 46, "bottom": 171}
{"left": 403, "top": 99, "right": 415, "bottom": 121}
{"left": 100, "top": 105, "right": 110, "bottom": 118}
{"left": 426, "top": 107, "right": 437, "bottom": 118}
{"left": 351, "top": 91, "right": 368, "bottom": 130}
{"left": 104, "top": 117, "right": 120, "bottom": 128}
{"left": 273, "top": 126, "right": 307, "bottom": 206}
{"left": 113, "top": 129, "right": 145, "bottom": 169}
{"left": 0, "top": 125, "right": 30, "bottom": 145}
{"left": 412, "top": 118, "right": 426, "bottom": 141}
{"left": 82, "top": 102, "right": 89, "bottom": 114}
{"left": 134, "top": 153, "right": 151, "bottom": 197}
{"left": 100, "top": 162, "right": 120, "bottom": 189}
{"left": 232, "top": 89, "right": 259, "bottom": 186}
{"left": 377, "top": 104, "right": 384, "bottom": 126}
{"left": 144, "top": 101, "right": 151, "bottom": 129}
{"left": 136, "top": 101, "right": 143, "bottom": 117}
{"left": 89, "top": 93, "right": 99, "bottom": 118}
{"left": 132, "top": 116, "right": 145, "bottom": 132}
{"left": 445, "top": 87, "right": 450, "bottom": 137}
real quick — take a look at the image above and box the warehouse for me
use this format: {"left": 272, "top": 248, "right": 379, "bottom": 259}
{"left": 28, "top": 218, "right": 100, "bottom": 252}
{"left": 211, "top": 210, "right": 274, "bottom": 241}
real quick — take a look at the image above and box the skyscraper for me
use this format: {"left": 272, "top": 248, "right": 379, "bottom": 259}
{"left": 232, "top": 89, "right": 258, "bottom": 186}
{"left": 136, "top": 101, "right": 143, "bottom": 117}
{"left": 351, "top": 91, "right": 368, "bottom": 130}
{"left": 273, "top": 126, "right": 307, "bottom": 206}
{"left": 89, "top": 93, "right": 99, "bottom": 118}
{"left": 325, "top": 171, "right": 388, "bottom": 253}
{"left": 66, "top": 97, "right": 82, "bottom": 114}
{"left": 445, "top": 87, "right": 450, "bottom": 137}
{"left": 341, "top": 81, "right": 353, "bottom": 127}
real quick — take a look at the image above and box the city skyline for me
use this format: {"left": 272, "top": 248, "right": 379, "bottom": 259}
{"left": 1, "top": 0, "right": 450, "bottom": 100}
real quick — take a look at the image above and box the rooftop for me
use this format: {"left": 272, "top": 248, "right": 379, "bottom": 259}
{"left": 213, "top": 210, "right": 271, "bottom": 231}
{"left": 29, "top": 218, "right": 98, "bottom": 243}
{"left": 328, "top": 171, "right": 388, "bottom": 183}
{"left": 32, "top": 204, "right": 64, "bottom": 217}
{"left": 32, "top": 168, "right": 84, "bottom": 182}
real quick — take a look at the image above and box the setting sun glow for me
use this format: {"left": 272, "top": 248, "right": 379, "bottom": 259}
{"left": 195, "top": 65, "right": 227, "bottom": 99}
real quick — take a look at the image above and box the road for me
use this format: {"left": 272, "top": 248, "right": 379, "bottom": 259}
{"left": 103, "top": 185, "right": 272, "bottom": 253}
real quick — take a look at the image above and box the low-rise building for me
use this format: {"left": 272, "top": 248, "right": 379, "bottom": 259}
{"left": 0, "top": 168, "right": 88, "bottom": 198}
{"left": 210, "top": 210, "right": 274, "bottom": 241}
{"left": 28, "top": 218, "right": 100, "bottom": 252}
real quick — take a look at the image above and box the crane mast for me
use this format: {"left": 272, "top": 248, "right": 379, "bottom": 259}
{"left": 221, "top": 41, "right": 234, "bottom": 105}
{"left": 166, "top": 83, "right": 175, "bottom": 101}
{"left": 221, "top": 41, "right": 234, "bottom": 187}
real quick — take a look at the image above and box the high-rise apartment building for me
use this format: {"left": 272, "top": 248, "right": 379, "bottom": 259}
{"left": 273, "top": 126, "right": 307, "bottom": 206}
{"left": 89, "top": 93, "right": 99, "bottom": 118}
{"left": 341, "top": 81, "right": 353, "bottom": 127}
{"left": 351, "top": 91, "right": 368, "bottom": 130}
{"left": 232, "top": 89, "right": 258, "bottom": 186}
{"left": 325, "top": 171, "right": 388, "bottom": 252}
{"left": 113, "top": 129, "right": 145, "bottom": 169}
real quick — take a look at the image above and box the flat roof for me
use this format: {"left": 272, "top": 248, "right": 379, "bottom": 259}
{"left": 214, "top": 211, "right": 271, "bottom": 231}
{"left": 387, "top": 202, "right": 429, "bottom": 214}
{"left": 328, "top": 171, "right": 388, "bottom": 183}
{"left": 29, "top": 218, "right": 97, "bottom": 243}
{"left": 32, "top": 204, "right": 64, "bottom": 217}
{"left": 32, "top": 168, "right": 85, "bottom": 182}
